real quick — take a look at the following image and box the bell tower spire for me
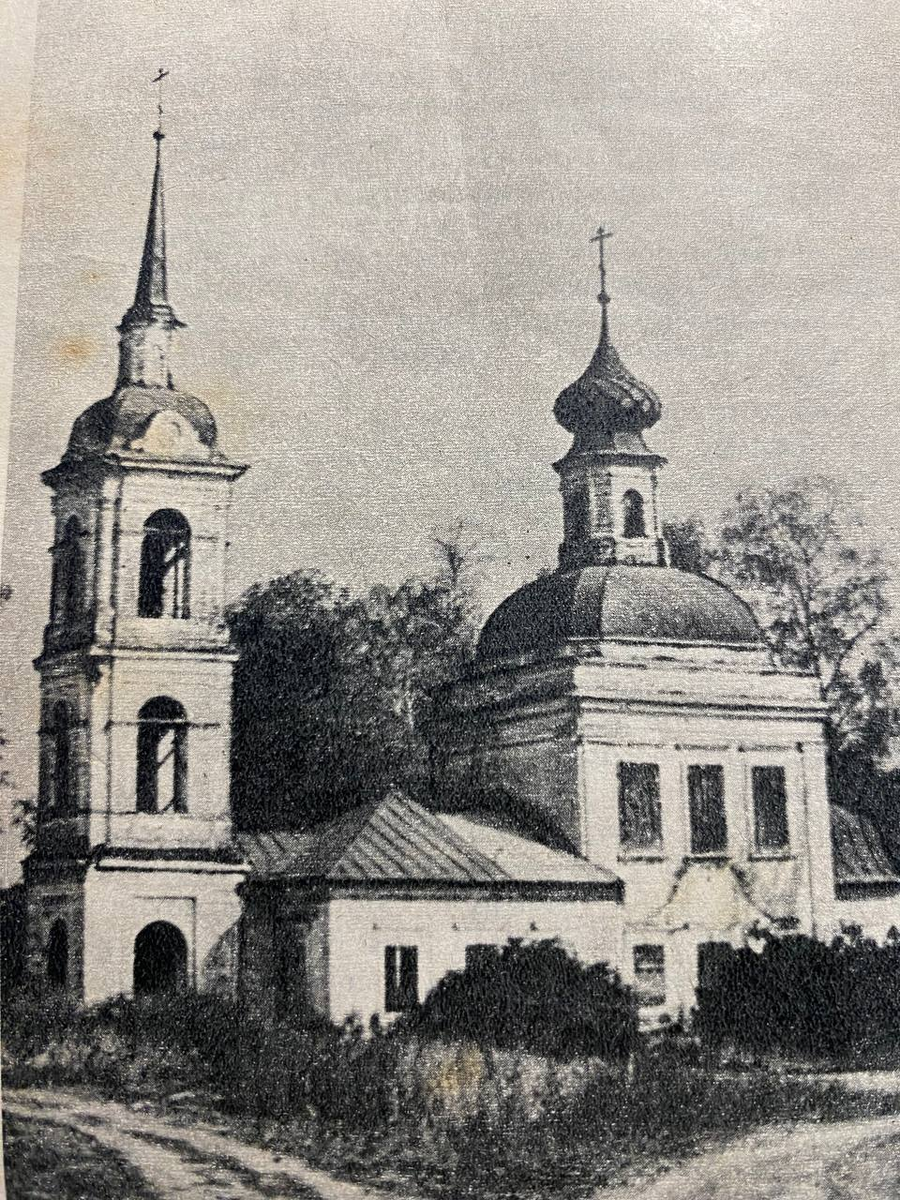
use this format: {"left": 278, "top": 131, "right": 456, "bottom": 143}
{"left": 117, "top": 68, "right": 184, "bottom": 391}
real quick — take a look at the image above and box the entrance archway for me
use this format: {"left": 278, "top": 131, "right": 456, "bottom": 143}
{"left": 133, "top": 921, "right": 188, "bottom": 996}
{"left": 47, "top": 918, "right": 68, "bottom": 989}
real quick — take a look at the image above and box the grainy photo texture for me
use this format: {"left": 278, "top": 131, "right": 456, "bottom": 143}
{"left": 2, "top": 2, "right": 900, "bottom": 1198}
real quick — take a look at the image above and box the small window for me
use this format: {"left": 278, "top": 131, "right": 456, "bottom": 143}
{"left": 50, "top": 701, "right": 75, "bottom": 814}
{"left": 136, "top": 696, "right": 188, "bottom": 813}
{"left": 688, "top": 764, "right": 727, "bottom": 854}
{"left": 47, "top": 919, "right": 69, "bottom": 990}
{"left": 385, "top": 945, "right": 418, "bottom": 1012}
{"left": 139, "top": 509, "right": 191, "bottom": 619}
{"left": 622, "top": 490, "right": 646, "bottom": 538}
{"left": 618, "top": 762, "right": 662, "bottom": 849}
{"left": 752, "top": 765, "right": 789, "bottom": 851}
{"left": 633, "top": 944, "right": 665, "bottom": 1006}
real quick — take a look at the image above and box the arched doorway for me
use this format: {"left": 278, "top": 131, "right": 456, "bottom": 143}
{"left": 133, "top": 921, "right": 188, "bottom": 996}
{"left": 47, "top": 919, "right": 68, "bottom": 989}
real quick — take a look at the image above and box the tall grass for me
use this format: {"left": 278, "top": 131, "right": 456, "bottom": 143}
{"left": 4, "top": 987, "right": 896, "bottom": 1199}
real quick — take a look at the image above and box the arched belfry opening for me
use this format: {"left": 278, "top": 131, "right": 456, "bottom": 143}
{"left": 133, "top": 921, "right": 188, "bottom": 996}
{"left": 139, "top": 509, "right": 191, "bottom": 619}
{"left": 54, "top": 516, "right": 85, "bottom": 624}
{"left": 136, "top": 696, "right": 188, "bottom": 813}
{"left": 623, "top": 490, "right": 646, "bottom": 539}
{"left": 47, "top": 919, "right": 69, "bottom": 989}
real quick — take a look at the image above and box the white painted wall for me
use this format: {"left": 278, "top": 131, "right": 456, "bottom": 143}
{"left": 325, "top": 894, "right": 624, "bottom": 1024}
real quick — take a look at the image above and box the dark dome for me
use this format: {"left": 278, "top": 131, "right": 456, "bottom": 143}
{"left": 477, "top": 566, "right": 763, "bottom": 664}
{"left": 66, "top": 384, "right": 219, "bottom": 460}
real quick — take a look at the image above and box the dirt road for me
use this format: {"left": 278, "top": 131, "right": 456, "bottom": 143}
{"left": 596, "top": 1113, "right": 900, "bottom": 1200}
{"left": 4, "top": 1087, "right": 414, "bottom": 1200}
{"left": 7, "top": 1085, "right": 900, "bottom": 1199}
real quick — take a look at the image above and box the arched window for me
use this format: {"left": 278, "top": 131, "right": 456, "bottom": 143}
{"left": 136, "top": 697, "right": 188, "bottom": 814}
{"left": 133, "top": 921, "right": 188, "bottom": 995}
{"left": 138, "top": 510, "right": 191, "bottom": 619}
{"left": 623, "top": 490, "right": 646, "bottom": 539}
{"left": 47, "top": 919, "right": 69, "bottom": 989}
{"left": 53, "top": 516, "right": 85, "bottom": 624}
{"left": 50, "top": 701, "right": 74, "bottom": 814}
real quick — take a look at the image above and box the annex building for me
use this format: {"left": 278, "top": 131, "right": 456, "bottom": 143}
{"left": 23, "top": 124, "right": 900, "bottom": 1024}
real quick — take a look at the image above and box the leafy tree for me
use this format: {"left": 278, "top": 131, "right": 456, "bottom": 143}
{"left": 663, "top": 516, "right": 714, "bottom": 575}
{"left": 227, "top": 527, "right": 482, "bottom": 830}
{"left": 713, "top": 477, "right": 897, "bottom": 754}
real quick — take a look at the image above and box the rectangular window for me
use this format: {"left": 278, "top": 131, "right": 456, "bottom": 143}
{"left": 752, "top": 765, "right": 789, "bottom": 851}
{"left": 618, "top": 762, "right": 663, "bottom": 849}
{"left": 633, "top": 944, "right": 665, "bottom": 1006}
{"left": 384, "top": 945, "right": 418, "bottom": 1013}
{"left": 688, "top": 764, "right": 727, "bottom": 854}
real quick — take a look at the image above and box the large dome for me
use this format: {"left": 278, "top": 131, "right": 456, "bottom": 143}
{"left": 477, "top": 565, "right": 763, "bottom": 664}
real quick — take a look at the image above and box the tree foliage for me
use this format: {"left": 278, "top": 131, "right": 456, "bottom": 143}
{"left": 667, "top": 479, "right": 898, "bottom": 759}
{"left": 666, "top": 479, "right": 900, "bottom": 842}
{"left": 695, "top": 930, "right": 900, "bottom": 1060}
{"left": 407, "top": 938, "right": 638, "bottom": 1062}
{"left": 663, "top": 516, "right": 714, "bottom": 575}
{"left": 227, "top": 526, "right": 481, "bottom": 830}
{"left": 717, "top": 478, "right": 893, "bottom": 727}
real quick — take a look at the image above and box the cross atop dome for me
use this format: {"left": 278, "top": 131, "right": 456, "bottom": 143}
{"left": 553, "top": 227, "right": 661, "bottom": 454}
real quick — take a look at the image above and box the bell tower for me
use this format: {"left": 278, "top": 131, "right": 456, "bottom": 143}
{"left": 553, "top": 226, "right": 667, "bottom": 570}
{"left": 25, "top": 90, "right": 248, "bottom": 1003}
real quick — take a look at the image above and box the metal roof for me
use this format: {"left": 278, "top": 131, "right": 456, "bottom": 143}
{"left": 238, "top": 791, "right": 619, "bottom": 889}
{"left": 831, "top": 803, "right": 900, "bottom": 885}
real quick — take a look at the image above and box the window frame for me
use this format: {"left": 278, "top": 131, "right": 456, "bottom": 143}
{"left": 687, "top": 763, "right": 728, "bottom": 855}
{"left": 384, "top": 944, "right": 419, "bottom": 1013}
{"left": 622, "top": 489, "right": 647, "bottom": 539}
{"left": 632, "top": 943, "right": 666, "bottom": 1007}
{"left": 617, "top": 761, "right": 663, "bottom": 852}
{"left": 136, "top": 696, "right": 188, "bottom": 814}
{"left": 751, "top": 764, "right": 790, "bottom": 853}
{"left": 138, "top": 509, "right": 192, "bottom": 620}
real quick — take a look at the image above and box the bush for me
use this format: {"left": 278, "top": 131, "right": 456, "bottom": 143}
{"left": 406, "top": 938, "right": 639, "bottom": 1061}
{"left": 4, "top": 983, "right": 897, "bottom": 1200}
{"left": 695, "top": 932, "right": 900, "bottom": 1062}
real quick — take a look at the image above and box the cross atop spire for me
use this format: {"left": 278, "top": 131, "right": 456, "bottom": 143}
{"left": 152, "top": 66, "right": 169, "bottom": 140}
{"left": 590, "top": 225, "right": 612, "bottom": 339}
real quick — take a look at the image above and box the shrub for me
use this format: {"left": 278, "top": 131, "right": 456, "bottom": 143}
{"left": 695, "top": 933, "right": 900, "bottom": 1062}
{"left": 405, "top": 938, "right": 639, "bottom": 1061}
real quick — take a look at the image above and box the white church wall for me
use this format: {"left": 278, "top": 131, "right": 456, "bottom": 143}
{"left": 83, "top": 654, "right": 235, "bottom": 851}
{"left": 80, "top": 862, "right": 244, "bottom": 1004}
{"left": 325, "top": 894, "right": 624, "bottom": 1025}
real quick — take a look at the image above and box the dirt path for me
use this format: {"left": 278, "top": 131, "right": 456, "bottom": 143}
{"left": 596, "top": 1113, "right": 900, "bottom": 1200}
{"left": 4, "top": 1088, "right": 414, "bottom": 1200}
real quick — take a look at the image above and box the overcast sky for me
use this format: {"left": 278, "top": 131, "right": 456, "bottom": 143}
{"left": 2, "top": 0, "right": 899, "bottom": 879}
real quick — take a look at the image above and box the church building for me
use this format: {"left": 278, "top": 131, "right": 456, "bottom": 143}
{"left": 23, "top": 120, "right": 900, "bottom": 1022}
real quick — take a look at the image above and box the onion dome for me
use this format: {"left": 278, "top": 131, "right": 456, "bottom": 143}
{"left": 554, "top": 226, "right": 661, "bottom": 452}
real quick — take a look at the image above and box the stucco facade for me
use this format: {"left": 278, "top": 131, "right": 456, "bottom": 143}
{"left": 24, "top": 127, "right": 248, "bottom": 1004}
